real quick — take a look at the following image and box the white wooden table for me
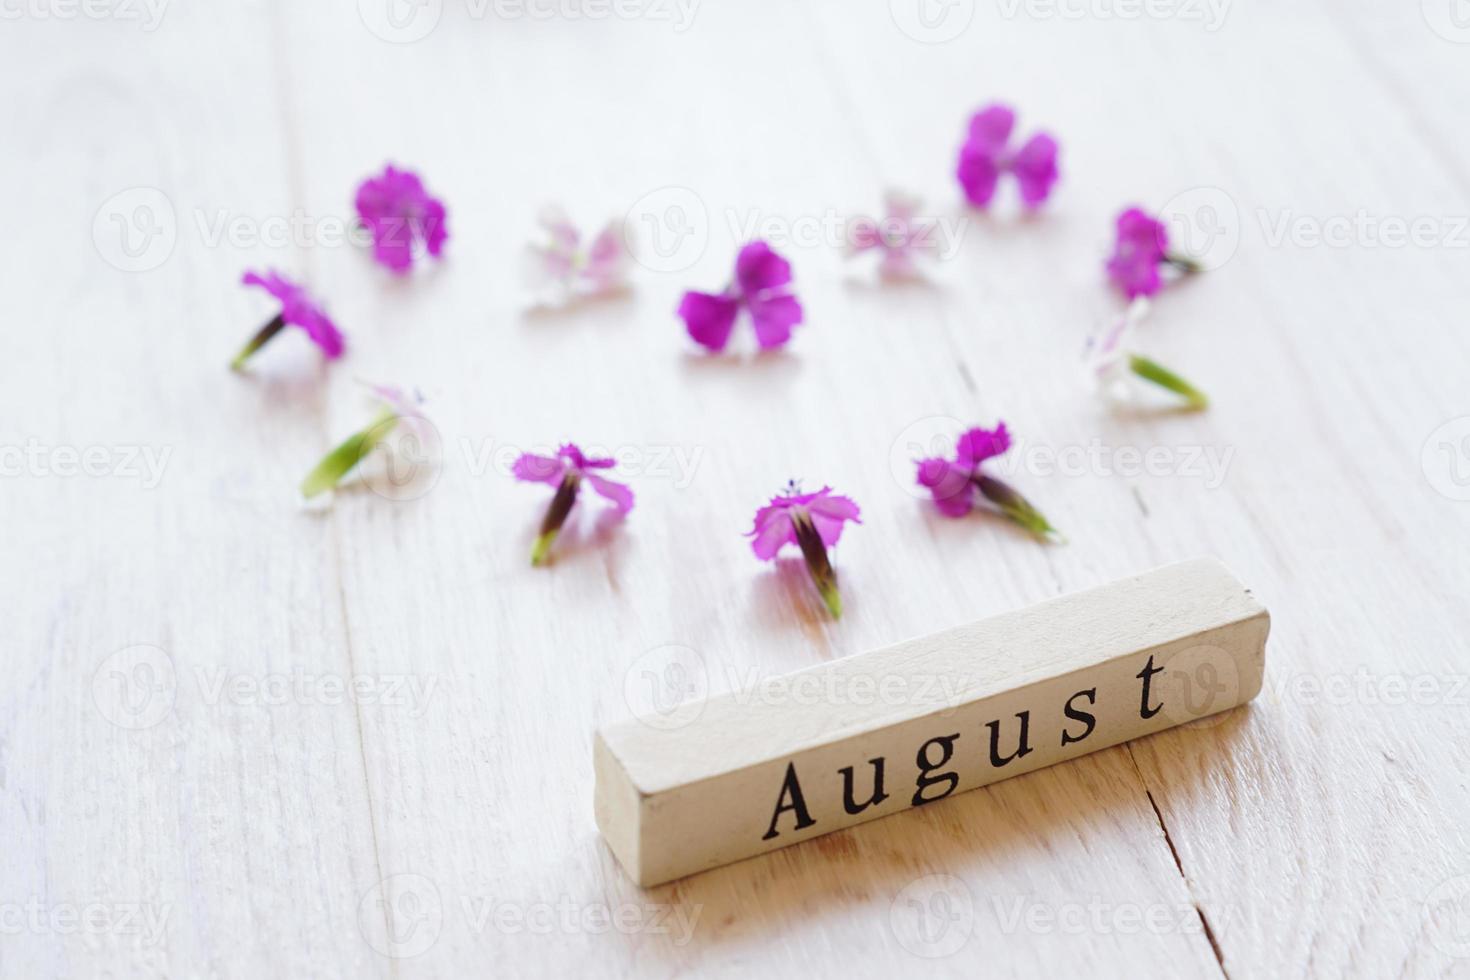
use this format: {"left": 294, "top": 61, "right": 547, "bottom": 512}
{"left": 4, "top": 1, "right": 1470, "bottom": 976}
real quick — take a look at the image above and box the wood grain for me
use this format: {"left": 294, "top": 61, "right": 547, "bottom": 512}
{"left": 2, "top": 0, "right": 1468, "bottom": 976}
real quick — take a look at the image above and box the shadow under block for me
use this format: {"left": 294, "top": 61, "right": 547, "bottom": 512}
{"left": 594, "top": 557, "right": 1269, "bottom": 887}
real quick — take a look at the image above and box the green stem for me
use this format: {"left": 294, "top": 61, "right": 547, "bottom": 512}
{"left": 792, "top": 512, "right": 842, "bottom": 618}
{"left": 1164, "top": 253, "right": 1203, "bottom": 275}
{"left": 1128, "top": 354, "right": 1209, "bottom": 410}
{"left": 300, "top": 408, "right": 397, "bottom": 499}
{"left": 975, "top": 474, "right": 1060, "bottom": 541}
{"left": 531, "top": 473, "right": 581, "bottom": 566}
{"left": 231, "top": 313, "right": 286, "bottom": 370}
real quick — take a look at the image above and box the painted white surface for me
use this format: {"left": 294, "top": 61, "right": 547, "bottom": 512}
{"left": 3, "top": 0, "right": 1470, "bottom": 976}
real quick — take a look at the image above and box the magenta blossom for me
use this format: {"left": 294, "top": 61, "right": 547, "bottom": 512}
{"left": 956, "top": 104, "right": 1059, "bottom": 209}
{"left": 233, "top": 269, "right": 344, "bottom": 369}
{"left": 1105, "top": 207, "right": 1200, "bottom": 298}
{"left": 847, "top": 191, "right": 941, "bottom": 279}
{"left": 513, "top": 443, "right": 634, "bottom": 565}
{"left": 678, "top": 241, "right": 804, "bottom": 352}
{"left": 354, "top": 164, "right": 448, "bottom": 274}
{"left": 916, "top": 422, "right": 1058, "bottom": 538}
{"left": 748, "top": 482, "right": 860, "bottom": 618}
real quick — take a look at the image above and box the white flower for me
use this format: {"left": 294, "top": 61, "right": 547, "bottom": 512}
{"left": 1084, "top": 298, "right": 1150, "bottom": 400}
{"left": 525, "top": 205, "right": 630, "bottom": 305}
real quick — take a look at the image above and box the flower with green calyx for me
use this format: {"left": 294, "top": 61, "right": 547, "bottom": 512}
{"left": 233, "top": 269, "right": 344, "bottom": 370}
{"left": 916, "top": 422, "right": 1060, "bottom": 540}
{"left": 512, "top": 444, "right": 635, "bottom": 566}
{"left": 748, "top": 481, "right": 862, "bottom": 619}
{"left": 1087, "top": 298, "right": 1209, "bottom": 410}
{"left": 300, "top": 384, "right": 429, "bottom": 499}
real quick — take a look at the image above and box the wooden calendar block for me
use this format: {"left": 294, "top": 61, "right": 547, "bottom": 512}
{"left": 594, "top": 558, "right": 1269, "bottom": 887}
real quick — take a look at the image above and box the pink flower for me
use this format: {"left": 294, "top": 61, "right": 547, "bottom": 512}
{"left": 525, "top": 207, "right": 629, "bottom": 304}
{"left": 748, "top": 482, "right": 860, "bottom": 618}
{"left": 233, "top": 269, "right": 344, "bottom": 369}
{"left": 678, "top": 241, "right": 804, "bottom": 352}
{"left": 847, "top": 191, "right": 940, "bottom": 279}
{"left": 513, "top": 443, "right": 634, "bottom": 565}
{"left": 1105, "top": 207, "right": 1200, "bottom": 298}
{"left": 354, "top": 164, "right": 448, "bottom": 274}
{"left": 956, "top": 104, "right": 1059, "bottom": 209}
{"left": 916, "top": 422, "right": 1059, "bottom": 538}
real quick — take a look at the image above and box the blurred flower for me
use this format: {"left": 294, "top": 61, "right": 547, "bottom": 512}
{"left": 232, "top": 269, "right": 343, "bottom": 369}
{"left": 956, "top": 104, "right": 1059, "bottom": 209}
{"left": 1105, "top": 206, "right": 1200, "bottom": 298}
{"left": 300, "top": 383, "right": 428, "bottom": 499}
{"left": 846, "top": 191, "right": 939, "bottom": 279}
{"left": 678, "top": 240, "right": 804, "bottom": 352}
{"left": 1086, "top": 299, "right": 1208, "bottom": 409}
{"left": 748, "top": 482, "right": 860, "bottom": 618}
{"left": 513, "top": 443, "right": 634, "bottom": 565}
{"left": 916, "top": 421, "right": 1059, "bottom": 539}
{"left": 526, "top": 206, "right": 629, "bottom": 303}
{"left": 354, "top": 164, "right": 448, "bottom": 274}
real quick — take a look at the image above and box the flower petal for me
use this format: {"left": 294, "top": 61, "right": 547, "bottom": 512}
{"left": 679, "top": 291, "right": 741, "bottom": 352}
{"left": 298, "top": 311, "right": 345, "bottom": 358}
{"left": 370, "top": 226, "right": 415, "bottom": 274}
{"left": 748, "top": 293, "right": 803, "bottom": 351}
{"left": 586, "top": 473, "right": 635, "bottom": 514}
{"left": 956, "top": 144, "right": 1002, "bottom": 207}
{"left": 735, "top": 240, "right": 792, "bottom": 294}
{"left": 955, "top": 422, "right": 1010, "bottom": 468}
{"left": 422, "top": 198, "right": 449, "bottom": 257}
{"left": 917, "top": 458, "right": 975, "bottom": 517}
{"left": 966, "top": 104, "right": 1015, "bottom": 153}
{"left": 538, "top": 206, "right": 581, "bottom": 253}
{"left": 581, "top": 223, "right": 628, "bottom": 291}
{"left": 1011, "top": 132, "right": 1059, "bottom": 208}
{"left": 806, "top": 492, "right": 861, "bottom": 547}
{"left": 747, "top": 505, "right": 796, "bottom": 560}
{"left": 513, "top": 452, "right": 566, "bottom": 486}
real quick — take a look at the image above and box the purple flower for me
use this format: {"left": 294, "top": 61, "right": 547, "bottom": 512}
{"left": 526, "top": 206, "right": 629, "bottom": 303}
{"left": 233, "top": 269, "right": 344, "bottom": 369}
{"left": 847, "top": 191, "right": 941, "bottom": 278}
{"left": 1105, "top": 207, "right": 1200, "bottom": 298}
{"left": 513, "top": 443, "right": 634, "bottom": 565}
{"left": 956, "top": 104, "right": 1059, "bottom": 209}
{"left": 354, "top": 164, "right": 448, "bottom": 274}
{"left": 916, "top": 422, "right": 1058, "bottom": 538}
{"left": 678, "top": 241, "right": 804, "bottom": 352}
{"left": 748, "top": 482, "right": 861, "bottom": 618}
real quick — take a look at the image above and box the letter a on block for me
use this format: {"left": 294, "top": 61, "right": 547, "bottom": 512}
{"left": 594, "top": 558, "right": 1268, "bottom": 886}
